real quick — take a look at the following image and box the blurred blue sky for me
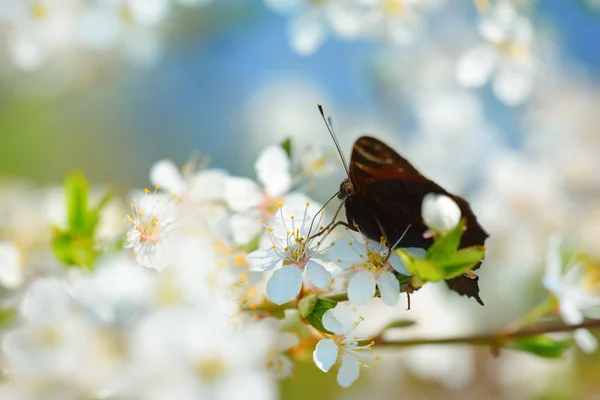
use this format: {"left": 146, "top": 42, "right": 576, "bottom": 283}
{"left": 2, "top": 0, "right": 598, "bottom": 189}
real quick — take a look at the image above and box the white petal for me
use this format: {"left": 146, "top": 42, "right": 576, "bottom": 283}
{"left": 8, "top": 32, "right": 46, "bottom": 71}
{"left": 388, "top": 251, "right": 411, "bottom": 276}
{"left": 421, "top": 194, "right": 462, "bottom": 232}
{"left": 377, "top": 271, "right": 400, "bottom": 306}
{"left": 347, "top": 271, "right": 376, "bottom": 305}
{"left": 127, "top": 0, "right": 171, "bottom": 27}
{"left": 188, "top": 169, "right": 229, "bottom": 201}
{"left": 455, "top": 45, "right": 497, "bottom": 88}
{"left": 150, "top": 159, "right": 186, "bottom": 196}
{"left": 266, "top": 265, "right": 303, "bottom": 304}
{"left": 0, "top": 242, "right": 23, "bottom": 289}
{"left": 224, "top": 176, "right": 263, "bottom": 212}
{"left": 247, "top": 248, "right": 282, "bottom": 272}
{"left": 337, "top": 354, "right": 360, "bottom": 388}
{"left": 20, "top": 278, "right": 71, "bottom": 324}
{"left": 542, "top": 235, "right": 562, "bottom": 293}
{"left": 255, "top": 145, "right": 292, "bottom": 198}
{"left": 289, "top": 11, "right": 327, "bottom": 56}
{"left": 492, "top": 63, "right": 534, "bottom": 106}
{"left": 306, "top": 260, "right": 333, "bottom": 288}
{"left": 278, "top": 332, "right": 300, "bottom": 352}
{"left": 229, "top": 213, "right": 263, "bottom": 245}
{"left": 574, "top": 329, "right": 598, "bottom": 354}
{"left": 324, "top": 240, "right": 365, "bottom": 269}
{"left": 313, "top": 338, "right": 338, "bottom": 373}
{"left": 322, "top": 309, "right": 344, "bottom": 335}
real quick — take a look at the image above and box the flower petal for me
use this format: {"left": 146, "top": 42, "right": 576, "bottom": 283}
{"left": 388, "top": 251, "right": 411, "bottom": 276}
{"left": 492, "top": 62, "right": 534, "bottom": 106}
{"left": 278, "top": 332, "right": 300, "bottom": 352}
{"left": 322, "top": 309, "right": 344, "bottom": 335}
{"left": 312, "top": 338, "right": 338, "bottom": 373}
{"left": 574, "top": 329, "right": 598, "bottom": 354}
{"left": 0, "top": 242, "right": 23, "bottom": 289}
{"left": 421, "top": 194, "right": 461, "bottom": 232}
{"left": 266, "top": 265, "right": 303, "bottom": 304}
{"left": 455, "top": 45, "right": 497, "bottom": 88}
{"left": 289, "top": 11, "right": 327, "bottom": 56}
{"left": 229, "top": 213, "right": 263, "bottom": 245}
{"left": 306, "top": 260, "right": 332, "bottom": 288}
{"left": 377, "top": 271, "right": 400, "bottom": 306}
{"left": 324, "top": 240, "right": 365, "bottom": 269}
{"left": 149, "top": 159, "right": 186, "bottom": 196}
{"left": 224, "top": 176, "right": 263, "bottom": 212}
{"left": 247, "top": 248, "right": 282, "bottom": 272}
{"left": 347, "top": 271, "right": 376, "bottom": 305}
{"left": 255, "top": 145, "right": 292, "bottom": 198}
{"left": 337, "top": 354, "right": 360, "bottom": 388}
{"left": 542, "top": 235, "right": 562, "bottom": 293}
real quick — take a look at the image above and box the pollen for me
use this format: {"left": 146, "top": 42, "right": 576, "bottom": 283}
{"left": 144, "top": 188, "right": 150, "bottom": 193}
{"left": 306, "top": 202, "right": 311, "bottom": 206}
{"left": 30, "top": 2, "right": 48, "bottom": 20}
{"left": 234, "top": 254, "right": 246, "bottom": 266}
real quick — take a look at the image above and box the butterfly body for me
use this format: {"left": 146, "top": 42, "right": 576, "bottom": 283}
{"left": 339, "top": 136, "right": 489, "bottom": 305}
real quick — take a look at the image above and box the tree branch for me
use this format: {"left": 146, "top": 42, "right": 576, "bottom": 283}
{"left": 372, "top": 319, "right": 600, "bottom": 348}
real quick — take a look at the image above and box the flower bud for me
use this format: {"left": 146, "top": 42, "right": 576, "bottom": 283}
{"left": 421, "top": 193, "right": 461, "bottom": 232}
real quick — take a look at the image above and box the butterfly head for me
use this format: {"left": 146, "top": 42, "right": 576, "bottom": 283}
{"left": 338, "top": 178, "right": 354, "bottom": 199}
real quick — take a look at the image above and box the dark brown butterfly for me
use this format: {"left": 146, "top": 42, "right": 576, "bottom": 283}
{"left": 319, "top": 104, "right": 489, "bottom": 305}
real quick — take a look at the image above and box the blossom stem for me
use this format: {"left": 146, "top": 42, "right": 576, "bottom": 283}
{"left": 369, "top": 319, "right": 600, "bottom": 348}
{"left": 242, "top": 293, "right": 350, "bottom": 312}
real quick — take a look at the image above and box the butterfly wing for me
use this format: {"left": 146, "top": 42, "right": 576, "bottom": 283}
{"left": 345, "top": 136, "right": 489, "bottom": 304}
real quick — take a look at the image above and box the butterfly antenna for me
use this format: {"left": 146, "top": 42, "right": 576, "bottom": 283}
{"left": 307, "top": 190, "right": 340, "bottom": 237}
{"left": 391, "top": 225, "right": 411, "bottom": 249}
{"left": 318, "top": 102, "right": 350, "bottom": 176}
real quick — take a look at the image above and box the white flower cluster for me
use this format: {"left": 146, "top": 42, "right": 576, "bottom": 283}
{"left": 0, "top": 0, "right": 212, "bottom": 71}
{"left": 265, "top": 0, "right": 538, "bottom": 106}
{"left": 265, "top": 0, "right": 443, "bottom": 56}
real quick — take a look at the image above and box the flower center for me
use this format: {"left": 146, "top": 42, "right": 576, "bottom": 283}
{"left": 30, "top": 2, "right": 48, "bottom": 20}
{"left": 194, "top": 357, "right": 228, "bottom": 381}
{"left": 582, "top": 262, "right": 600, "bottom": 296}
{"left": 137, "top": 217, "right": 162, "bottom": 243}
{"left": 382, "top": 0, "right": 404, "bottom": 15}
{"left": 260, "top": 197, "right": 283, "bottom": 219}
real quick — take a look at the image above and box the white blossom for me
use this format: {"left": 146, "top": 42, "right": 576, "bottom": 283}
{"left": 455, "top": 0, "right": 536, "bottom": 105}
{"left": 421, "top": 193, "right": 461, "bottom": 233}
{"left": 312, "top": 304, "right": 377, "bottom": 387}
{"left": 543, "top": 236, "right": 600, "bottom": 353}
{"left": 124, "top": 188, "right": 181, "bottom": 271}
{"left": 327, "top": 235, "right": 417, "bottom": 306}
{"left": 247, "top": 204, "right": 334, "bottom": 304}
{"left": 0, "top": 241, "right": 24, "bottom": 289}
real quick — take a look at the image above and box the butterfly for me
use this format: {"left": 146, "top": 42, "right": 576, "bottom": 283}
{"left": 318, "top": 104, "right": 489, "bottom": 305}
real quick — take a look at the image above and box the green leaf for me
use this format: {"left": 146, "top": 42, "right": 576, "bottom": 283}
{"left": 382, "top": 319, "right": 416, "bottom": 330}
{"left": 280, "top": 138, "right": 293, "bottom": 159}
{"left": 304, "top": 296, "right": 337, "bottom": 334}
{"left": 397, "top": 249, "right": 445, "bottom": 282}
{"left": 510, "top": 335, "right": 574, "bottom": 358}
{"left": 425, "top": 219, "right": 466, "bottom": 262}
{"left": 394, "top": 272, "right": 412, "bottom": 285}
{"left": 51, "top": 231, "right": 97, "bottom": 270}
{"left": 438, "top": 246, "right": 486, "bottom": 279}
{"left": 65, "top": 172, "right": 91, "bottom": 235}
